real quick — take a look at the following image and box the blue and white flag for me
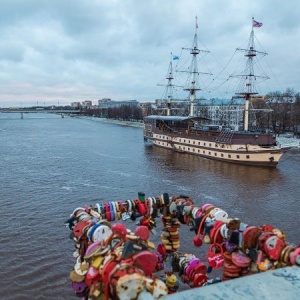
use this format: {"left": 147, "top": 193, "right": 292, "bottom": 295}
{"left": 253, "top": 19, "right": 263, "bottom": 28}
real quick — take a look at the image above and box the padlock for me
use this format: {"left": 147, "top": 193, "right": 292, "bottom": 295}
{"left": 133, "top": 250, "right": 158, "bottom": 275}
{"left": 193, "top": 261, "right": 207, "bottom": 275}
{"left": 135, "top": 225, "right": 150, "bottom": 241}
{"left": 193, "top": 235, "right": 203, "bottom": 247}
{"left": 231, "top": 251, "right": 251, "bottom": 268}
{"left": 71, "top": 281, "right": 88, "bottom": 297}
{"left": 115, "top": 273, "right": 145, "bottom": 300}
{"left": 121, "top": 241, "right": 148, "bottom": 260}
{"left": 145, "top": 277, "right": 169, "bottom": 299}
{"left": 264, "top": 235, "right": 286, "bottom": 261}
{"left": 206, "top": 244, "right": 224, "bottom": 269}
{"left": 193, "top": 273, "right": 208, "bottom": 287}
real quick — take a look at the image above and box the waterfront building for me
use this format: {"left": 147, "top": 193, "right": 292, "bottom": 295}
{"left": 98, "top": 99, "right": 138, "bottom": 109}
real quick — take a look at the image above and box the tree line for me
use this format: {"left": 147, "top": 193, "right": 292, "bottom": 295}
{"left": 79, "top": 88, "right": 300, "bottom": 135}
{"left": 253, "top": 89, "right": 300, "bottom": 135}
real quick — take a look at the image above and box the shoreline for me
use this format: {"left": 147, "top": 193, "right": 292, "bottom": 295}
{"left": 73, "top": 115, "right": 144, "bottom": 128}
{"left": 73, "top": 115, "right": 299, "bottom": 148}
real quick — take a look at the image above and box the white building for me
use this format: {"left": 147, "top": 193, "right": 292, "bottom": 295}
{"left": 197, "top": 104, "right": 244, "bottom": 131}
{"left": 82, "top": 100, "right": 93, "bottom": 109}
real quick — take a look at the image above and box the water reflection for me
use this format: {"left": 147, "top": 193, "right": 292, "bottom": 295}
{"left": 144, "top": 145, "right": 283, "bottom": 187}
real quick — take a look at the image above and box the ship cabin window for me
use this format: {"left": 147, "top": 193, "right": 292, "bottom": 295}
{"left": 198, "top": 142, "right": 200, "bottom": 145}
{"left": 193, "top": 141, "right": 195, "bottom": 145}
{"left": 203, "top": 151, "right": 205, "bottom": 154}
{"left": 193, "top": 149, "right": 195, "bottom": 152}
{"left": 246, "top": 155, "right": 250, "bottom": 159}
{"left": 209, "top": 143, "right": 211, "bottom": 147}
{"left": 189, "top": 141, "right": 190, "bottom": 144}
{"left": 214, "top": 153, "right": 217, "bottom": 156}
{"left": 188, "top": 148, "right": 190, "bottom": 151}
{"left": 209, "top": 152, "right": 211, "bottom": 155}
{"left": 204, "top": 143, "right": 206, "bottom": 146}
{"left": 215, "top": 144, "right": 218, "bottom": 147}
{"left": 179, "top": 139, "right": 181, "bottom": 142}
{"left": 221, "top": 154, "right": 224, "bottom": 157}
{"left": 184, "top": 140, "right": 186, "bottom": 143}
{"left": 228, "top": 155, "right": 231, "bottom": 158}
{"left": 198, "top": 150, "right": 200, "bottom": 153}
{"left": 236, "top": 155, "right": 240, "bottom": 159}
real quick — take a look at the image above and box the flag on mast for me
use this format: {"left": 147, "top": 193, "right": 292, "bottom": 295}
{"left": 253, "top": 19, "right": 263, "bottom": 28}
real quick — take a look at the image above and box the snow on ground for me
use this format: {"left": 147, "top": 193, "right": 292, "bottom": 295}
{"left": 277, "top": 136, "right": 300, "bottom": 148}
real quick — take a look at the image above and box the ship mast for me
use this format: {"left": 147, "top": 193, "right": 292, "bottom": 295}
{"left": 234, "top": 17, "right": 268, "bottom": 131}
{"left": 158, "top": 53, "right": 176, "bottom": 116}
{"left": 182, "top": 16, "right": 209, "bottom": 117}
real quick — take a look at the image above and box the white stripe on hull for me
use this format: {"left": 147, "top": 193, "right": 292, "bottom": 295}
{"left": 151, "top": 133, "right": 283, "bottom": 166}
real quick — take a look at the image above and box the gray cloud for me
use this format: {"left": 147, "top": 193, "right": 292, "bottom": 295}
{"left": 0, "top": 0, "right": 299, "bottom": 106}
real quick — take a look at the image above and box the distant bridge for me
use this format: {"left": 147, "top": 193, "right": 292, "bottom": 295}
{"left": 1, "top": 109, "right": 81, "bottom": 114}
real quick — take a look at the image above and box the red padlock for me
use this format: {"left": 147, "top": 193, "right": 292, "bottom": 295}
{"left": 206, "top": 243, "right": 224, "bottom": 269}
{"left": 111, "top": 223, "right": 127, "bottom": 238}
{"left": 231, "top": 251, "right": 251, "bottom": 268}
{"left": 193, "top": 235, "right": 203, "bottom": 247}
{"left": 193, "top": 273, "right": 208, "bottom": 287}
{"left": 194, "top": 214, "right": 209, "bottom": 247}
{"left": 135, "top": 225, "right": 150, "bottom": 241}
{"left": 264, "top": 235, "right": 286, "bottom": 261}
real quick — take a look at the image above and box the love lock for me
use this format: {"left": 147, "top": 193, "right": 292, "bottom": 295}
{"left": 145, "top": 277, "right": 169, "bottom": 299}
{"left": 135, "top": 225, "right": 150, "bottom": 241}
{"left": 111, "top": 223, "right": 127, "bottom": 239}
{"left": 193, "top": 273, "right": 208, "bottom": 288}
{"left": 121, "top": 240, "right": 148, "bottom": 260}
{"left": 74, "top": 256, "right": 89, "bottom": 276}
{"left": 71, "top": 281, "right": 88, "bottom": 298}
{"left": 193, "top": 234, "right": 203, "bottom": 247}
{"left": 110, "top": 263, "right": 145, "bottom": 299}
{"left": 231, "top": 251, "right": 251, "bottom": 268}
{"left": 84, "top": 242, "right": 110, "bottom": 260}
{"left": 133, "top": 250, "right": 158, "bottom": 275}
{"left": 86, "top": 266, "right": 101, "bottom": 281}
{"left": 206, "top": 243, "right": 224, "bottom": 269}
{"left": 115, "top": 273, "right": 145, "bottom": 300}
{"left": 73, "top": 220, "right": 89, "bottom": 239}
{"left": 92, "top": 224, "right": 112, "bottom": 243}
{"left": 264, "top": 235, "right": 286, "bottom": 260}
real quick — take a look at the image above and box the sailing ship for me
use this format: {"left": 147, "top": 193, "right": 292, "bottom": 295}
{"left": 144, "top": 18, "right": 290, "bottom": 167}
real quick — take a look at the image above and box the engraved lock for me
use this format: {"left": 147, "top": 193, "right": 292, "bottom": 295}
{"left": 206, "top": 244, "right": 224, "bottom": 269}
{"left": 193, "top": 273, "right": 208, "bottom": 287}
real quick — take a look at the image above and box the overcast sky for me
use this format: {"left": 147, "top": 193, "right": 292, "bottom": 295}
{"left": 0, "top": 0, "right": 299, "bottom": 107}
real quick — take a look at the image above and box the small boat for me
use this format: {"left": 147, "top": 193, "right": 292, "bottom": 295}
{"left": 144, "top": 18, "right": 289, "bottom": 167}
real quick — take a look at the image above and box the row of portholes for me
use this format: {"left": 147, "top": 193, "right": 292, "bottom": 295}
{"left": 158, "top": 136, "right": 229, "bottom": 150}
{"left": 156, "top": 141, "right": 251, "bottom": 160}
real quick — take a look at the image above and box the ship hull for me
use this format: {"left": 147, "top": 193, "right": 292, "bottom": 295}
{"left": 144, "top": 120, "right": 286, "bottom": 167}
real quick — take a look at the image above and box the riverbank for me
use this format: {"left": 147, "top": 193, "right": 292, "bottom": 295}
{"left": 77, "top": 115, "right": 300, "bottom": 148}
{"left": 74, "top": 115, "right": 144, "bottom": 128}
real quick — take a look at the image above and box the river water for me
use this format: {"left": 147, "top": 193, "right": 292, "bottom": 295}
{"left": 0, "top": 113, "right": 299, "bottom": 299}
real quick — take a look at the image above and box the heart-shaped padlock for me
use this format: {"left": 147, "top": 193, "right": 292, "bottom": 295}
{"left": 206, "top": 243, "right": 224, "bottom": 269}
